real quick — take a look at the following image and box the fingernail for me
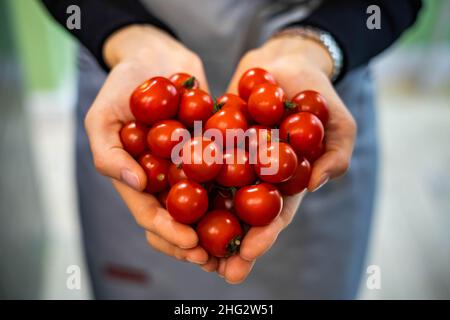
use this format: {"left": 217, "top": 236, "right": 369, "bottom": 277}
{"left": 201, "top": 266, "right": 211, "bottom": 272}
{"left": 225, "top": 279, "right": 241, "bottom": 285}
{"left": 186, "top": 257, "right": 206, "bottom": 265}
{"left": 120, "top": 169, "right": 141, "bottom": 190}
{"left": 312, "top": 175, "right": 329, "bottom": 192}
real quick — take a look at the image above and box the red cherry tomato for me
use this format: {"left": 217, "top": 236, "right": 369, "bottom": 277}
{"left": 248, "top": 83, "right": 286, "bottom": 126}
{"left": 147, "top": 119, "right": 186, "bottom": 159}
{"left": 280, "top": 112, "right": 324, "bottom": 156}
{"left": 181, "top": 137, "right": 223, "bottom": 183}
{"left": 304, "top": 142, "right": 325, "bottom": 163}
{"left": 235, "top": 183, "right": 283, "bottom": 226}
{"left": 211, "top": 189, "right": 234, "bottom": 211}
{"left": 138, "top": 152, "right": 170, "bottom": 193}
{"left": 196, "top": 210, "right": 243, "bottom": 257}
{"left": 130, "top": 77, "right": 180, "bottom": 125}
{"left": 254, "top": 142, "right": 298, "bottom": 184}
{"left": 157, "top": 189, "right": 169, "bottom": 209}
{"left": 292, "top": 90, "right": 329, "bottom": 125}
{"left": 215, "top": 148, "right": 255, "bottom": 187}
{"left": 277, "top": 157, "right": 311, "bottom": 196}
{"left": 120, "top": 121, "right": 148, "bottom": 157}
{"left": 168, "top": 163, "right": 188, "bottom": 186}
{"left": 238, "top": 68, "right": 277, "bottom": 101}
{"left": 245, "top": 125, "right": 272, "bottom": 155}
{"left": 178, "top": 88, "right": 214, "bottom": 128}
{"left": 167, "top": 180, "right": 208, "bottom": 224}
{"left": 204, "top": 107, "right": 248, "bottom": 148}
{"left": 169, "top": 73, "right": 199, "bottom": 93}
{"left": 217, "top": 93, "right": 251, "bottom": 123}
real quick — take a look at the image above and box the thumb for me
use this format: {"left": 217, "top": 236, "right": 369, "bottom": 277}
{"left": 226, "top": 69, "right": 244, "bottom": 96}
{"left": 307, "top": 128, "right": 355, "bottom": 192}
{"left": 84, "top": 107, "right": 147, "bottom": 191}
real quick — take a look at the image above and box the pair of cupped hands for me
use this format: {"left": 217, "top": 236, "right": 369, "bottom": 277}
{"left": 85, "top": 25, "right": 356, "bottom": 284}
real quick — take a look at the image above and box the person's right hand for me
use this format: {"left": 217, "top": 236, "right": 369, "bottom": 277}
{"left": 84, "top": 25, "right": 218, "bottom": 269}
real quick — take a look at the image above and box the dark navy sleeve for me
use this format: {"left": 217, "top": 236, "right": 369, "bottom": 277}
{"left": 290, "top": 0, "right": 422, "bottom": 78}
{"left": 40, "top": 0, "right": 177, "bottom": 71}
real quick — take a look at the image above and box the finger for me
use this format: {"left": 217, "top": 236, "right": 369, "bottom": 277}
{"left": 175, "top": 56, "right": 211, "bottom": 94}
{"left": 187, "top": 67, "right": 211, "bottom": 94}
{"left": 239, "top": 194, "right": 303, "bottom": 261}
{"left": 146, "top": 231, "right": 208, "bottom": 264}
{"left": 217, "top": 258, "right": 227, "bottom": 278}
{"left": 239, "top": 216, "right": 285, "bottom": 262}
{"left": 274, "top": 70, "right": 357, "bottom": 191}
{"left": 223, "top": 255, "right": 255, "bottom": 285}
{"left": 85, "top": 106, "right": 147, "bottom": 191}
{"left": 226, "top": 60, "right": 257, "bottom": 95}
{"left": 201, "top": 256, "right": 219, "bottom": 272}
{"left": 308, "top": 150, "right": 347, "bottom": 192}
{"left": 113, "top": 180, "right": 199, "bottom": 249}
{"left": 225, "top": 49, "right": 265, "bottom": 95}
{"left": 308, "top": 105, "right": 356, "bottom": 191}
{"left": 226, "top": 70, "right": 242, "bottom": 95}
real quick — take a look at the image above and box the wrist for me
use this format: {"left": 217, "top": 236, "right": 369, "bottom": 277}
{"left": 265, "top": 36, "right": 333, "bottom": 79}
{"left": 271, "top": 27, "right": 344, "bottom": 82}
{"left": 103, "top": 24, "right": 179, "bottom": 68}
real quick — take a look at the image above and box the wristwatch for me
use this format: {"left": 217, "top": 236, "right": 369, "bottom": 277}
{"left": 272, "top": 26, "right": 344, "bottom": 82}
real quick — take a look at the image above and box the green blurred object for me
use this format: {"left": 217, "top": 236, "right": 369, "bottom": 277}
{"left": 0, "top": 0, "right": 45, "bottom": 299}
{"left": 7, "top": 0, "right": 76, "bottom": 91}
{"left": 402, "top": 0, "right": 450, "bottom": 45}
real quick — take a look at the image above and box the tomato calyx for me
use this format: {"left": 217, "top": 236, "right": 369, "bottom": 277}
{"left": 182, "top": 77, "right": 197, "bottom": 90}
{"left": 228, "top": 186, "right": 237, "bottom": 194}
{"left": 214, "top": 184, "right": 237, "bottom": 196}
{"left": 226, "top": 186, "right": 238, "bottom": 199}
{"left": 272, "top": 132, "right": 294, "bottom": 148}
{"left": 213, "top": 102, "right": 225, "bottom": 113}
{"left": 226, "top": 235, "right": 242, "bottom": 256}
{"left": 284, "top": 101, "right": 297, "bottom": 110}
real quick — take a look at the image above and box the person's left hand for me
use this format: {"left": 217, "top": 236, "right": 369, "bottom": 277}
{"left": 214, "top": 193, "right": 304, "bottom": 283}
{"left": 205, "top": 34, "right": 357, "bottom": 284}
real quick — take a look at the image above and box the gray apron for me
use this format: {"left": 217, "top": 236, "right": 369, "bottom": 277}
{"left": 75, "top": 0, "right": 378, "bottom": 299}
{"left": 142, "top": 0, "right": 321, "bottom": 95}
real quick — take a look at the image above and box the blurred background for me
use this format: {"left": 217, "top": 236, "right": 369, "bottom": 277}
{"left": 0, "top": 0, "right": 449, "bottom": 299}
